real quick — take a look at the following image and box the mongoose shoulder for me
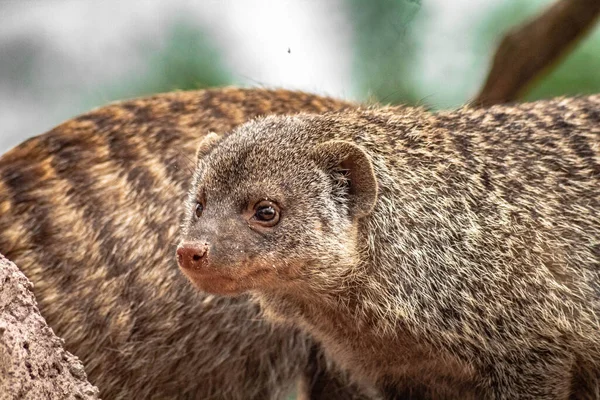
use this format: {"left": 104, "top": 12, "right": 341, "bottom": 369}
{"left": 178, "top": 95, "right": 600, "bottom": 399}
{"left": 0, "top": 87, "right": 376, "bottom": 399}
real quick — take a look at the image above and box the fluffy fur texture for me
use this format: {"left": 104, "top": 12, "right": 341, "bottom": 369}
{"left": 0, "top": 87, "right": 378, "bottom": 399}
{"left": 180, "top": 95, "right": 600, "bottom": 399}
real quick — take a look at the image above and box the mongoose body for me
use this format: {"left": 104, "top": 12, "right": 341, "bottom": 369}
{"left": 179, "top": 95, "right": 600, "bottom": 399}
{"left": 0, "top": 87, "right": 376, "bottom": 399}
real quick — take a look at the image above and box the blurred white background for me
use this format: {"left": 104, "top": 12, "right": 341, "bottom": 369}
{"left": 1, "top": 0, "right": 598, "bottom": 154}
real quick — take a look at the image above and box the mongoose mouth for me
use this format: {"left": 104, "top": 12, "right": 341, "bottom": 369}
{"left": 181, "top": 268, "right": 242, "bottom": 296}
{"left": 180, "top": 265, "right": 276, "bottom": 296}
{"left": 176, "top": 242, "right": 279, "bottom": 295}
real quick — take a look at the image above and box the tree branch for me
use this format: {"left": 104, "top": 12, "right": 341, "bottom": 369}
{"left": 473, "top": 0, "right": 600, "bottom": 107}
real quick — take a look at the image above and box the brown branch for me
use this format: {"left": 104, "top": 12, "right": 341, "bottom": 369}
{"left": 473, "top": 0, "right": 600, "bottom": 107}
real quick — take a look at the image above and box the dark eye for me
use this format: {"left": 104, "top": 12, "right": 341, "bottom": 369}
{"left": 256, "top": 206, "right": 275, "bottom": 221}
{"left": 195, "top": 202, "right": 203, "bottom": 218}
{"left": 253, "top": 201, "right": 280, "bottom": 226}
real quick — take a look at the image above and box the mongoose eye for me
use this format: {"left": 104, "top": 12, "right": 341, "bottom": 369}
{"left": 256, "top": 206, "right": 275, "bottom": 220}
{"left": 253, "top": 201, "right": 280, "bottom": 227}
{"left": 195, "top": 202, "right": 204, "bottom": 218}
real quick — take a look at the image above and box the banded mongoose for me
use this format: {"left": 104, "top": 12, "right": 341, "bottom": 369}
{"left": 0, "top": 87, "right": 378, "bottom": 400}
{"left": 178, "top": 95, "right": 600, "bottom": 399}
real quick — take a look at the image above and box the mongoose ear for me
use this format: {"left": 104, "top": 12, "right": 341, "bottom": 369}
{"left": 311, "top": 140, "right": 378, "bottom": 219}
{"left": 195, "top": 132, "right": 222, "bottom": 164}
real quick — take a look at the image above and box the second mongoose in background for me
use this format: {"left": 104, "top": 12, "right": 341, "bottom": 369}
{"left": 0, "top": 87, "right": 378, "bottom": 399}
{"left": 178, "top": 95, "right": 600, "bottom": 399}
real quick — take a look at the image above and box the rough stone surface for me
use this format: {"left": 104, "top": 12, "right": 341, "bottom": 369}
{"left": 0, "top": 254, "right": 99, "bottom": 400}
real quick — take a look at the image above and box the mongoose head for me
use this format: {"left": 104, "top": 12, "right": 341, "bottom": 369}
{"left": 177, "top": 115, "right": 378, "bottom": 296}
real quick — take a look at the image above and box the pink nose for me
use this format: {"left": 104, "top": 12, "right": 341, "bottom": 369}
{"left": 176, "top": 243, "right": 208, "bottom": 271}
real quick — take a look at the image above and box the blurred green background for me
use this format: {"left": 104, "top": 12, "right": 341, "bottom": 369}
{"left": 1, "top": 0, "right": 599, "bottom": 154}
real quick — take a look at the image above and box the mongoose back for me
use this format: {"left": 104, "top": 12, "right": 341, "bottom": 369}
{"left": 178, "top": 95, "right": 600, "bottom": 399}
{"left": 0, "top": 87, "right": 376, "bottom": 399}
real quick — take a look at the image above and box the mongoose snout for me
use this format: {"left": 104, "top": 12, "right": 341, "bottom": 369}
{"left": 176, "top": 242, "right": 209, "bottom": 271}
{"left": 176, "top": 242, "right": 241, "bottom": 294}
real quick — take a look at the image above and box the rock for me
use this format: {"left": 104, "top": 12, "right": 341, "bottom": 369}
{"left": 0, "top": 254, "right": 99, "bottom": 400}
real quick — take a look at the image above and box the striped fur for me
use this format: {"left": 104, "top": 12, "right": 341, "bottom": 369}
{"left": 0, "top": 87, "right": 377, "bottom": 399}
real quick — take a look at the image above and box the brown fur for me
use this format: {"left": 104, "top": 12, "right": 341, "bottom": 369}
{"left": 0, "top": 87, "right": 379, "bottom": 399}
{"left": 180, "top": 95, "right": 600, "bottom": 399}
